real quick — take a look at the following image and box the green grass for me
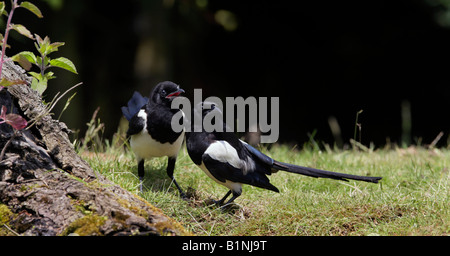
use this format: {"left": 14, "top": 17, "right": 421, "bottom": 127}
{"left": 81, "top": 145, "right": 450, "bottom": 236}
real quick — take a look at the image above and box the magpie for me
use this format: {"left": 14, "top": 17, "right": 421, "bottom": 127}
{"left": 185, "top": 101, "right": 382, "bottom": 206}
{"left": 121, "top": 81, "right": 186, "bottom": 196}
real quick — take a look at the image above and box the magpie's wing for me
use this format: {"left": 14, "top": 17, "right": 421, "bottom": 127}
{"left": 239, "top": 140, "right": 274, "bottom": 167}
{"left": 122, "top": 91, "right": 149, "bottom": 121}
{"left": 202, "top": 142, "right": 279, "bottom": 192}
{"left": 202, "top": 154, "right": 245, "bottom": 183}
{"left": 126, "top": 112, "right": 146, "bottom": 136}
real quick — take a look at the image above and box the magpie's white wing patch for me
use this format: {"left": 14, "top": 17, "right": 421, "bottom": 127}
{"left": 205, "top": 141, "right": 240, "bottom": 168}
{"left": 204, "top": 140, "right": 255, "bottom": 174}
{"left": 137, "top": 109, "right": 147, "bottom": 129}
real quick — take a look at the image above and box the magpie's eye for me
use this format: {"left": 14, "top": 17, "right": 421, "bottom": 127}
{"left": 161, "top": 89, "right": 167, "bottom": 96}
{"left": 211, "top": 104, "right": 215, "bottom": 109}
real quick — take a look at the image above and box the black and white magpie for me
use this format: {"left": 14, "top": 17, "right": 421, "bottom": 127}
{"left": 121, "top": 81, "right": 186, "bottom": 196}
{"left": 185, "top": 101, "right": 382, "bottom": 206}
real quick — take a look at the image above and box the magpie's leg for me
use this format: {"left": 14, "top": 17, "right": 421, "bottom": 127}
{"left": 222, "top": 190, "right": 241, "bottom": 207}
{"left": 213, "top": 190, "right": 232, "bottom": 206}
{"left": 167, "top": 157, "right": 186, "bottom": 198}
{"left": 137, "top": 159, "right": 145, "bottom": 193}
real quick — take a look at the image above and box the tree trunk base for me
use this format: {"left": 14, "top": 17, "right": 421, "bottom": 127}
{"left": 0, "top": 60, "right": 189, "bottom": 236}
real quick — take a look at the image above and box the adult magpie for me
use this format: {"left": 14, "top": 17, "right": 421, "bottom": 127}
{"left": 121, "top": 81, "right": 186, "bottom": 196}
{"left": 185, "top": 101, "right": 382, "bottom": 206}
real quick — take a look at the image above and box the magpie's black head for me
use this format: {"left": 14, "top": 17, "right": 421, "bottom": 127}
{"left": 150, "top": 81, "right": 185, "bottom": 106}
{"left": 195, "top": 101, "right": 222, "bottom": 118}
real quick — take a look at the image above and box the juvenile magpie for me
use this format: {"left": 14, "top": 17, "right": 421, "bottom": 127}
{"left": 121, "top": 81, "right": 186, "bottom": 196}
{"left": 186, "top": 101, "right": 382, "bottom": 206}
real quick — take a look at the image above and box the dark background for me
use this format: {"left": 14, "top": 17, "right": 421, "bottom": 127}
{"left": 6, "top": 0, "right": 450, "bottom": 148}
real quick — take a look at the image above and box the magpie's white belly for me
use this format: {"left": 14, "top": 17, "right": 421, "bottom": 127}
{"left": 130, "top": 129, "right": 184, "bottom": 160}
{"left": 199, "top": 162, "right": 242, "bottom": 194}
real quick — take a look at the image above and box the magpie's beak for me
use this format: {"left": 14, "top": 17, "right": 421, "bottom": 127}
{"left": 166, "top": 88, "right": 185, "bottom": 99}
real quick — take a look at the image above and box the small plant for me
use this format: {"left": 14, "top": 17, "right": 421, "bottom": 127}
{"left": 0, "top": 1, "right": 42, "bottom": 80}
{"left": 76, "top": 107, "right": 106, "bottom": 153}
{"left": 0, "top": 105, "right": 27, "bottom": 130}
{"left": 0, "top": 0, "right": 77, "bottom": 95}
{"left": 12, "top": 34, "right": 78, "bottom": 95}
{"left": 353, "top": 109, "right": 363, "bottom": 143}
{"left": 0, "top": 0, "right": 78, "bottom": 160}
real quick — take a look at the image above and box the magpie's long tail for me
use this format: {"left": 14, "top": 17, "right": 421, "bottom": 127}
{"left": 121, "top": 91, "right": 149, "bottom": 121}
{"left": 273, "top": 161, "right": 382, "bottom": 183}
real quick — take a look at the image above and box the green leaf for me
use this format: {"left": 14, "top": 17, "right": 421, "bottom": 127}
{"left": 19, "top": 1, "right": 43, "bottom": 18}
{"left": 13, "top": 51, "right": 37, "bottom": 63}
{"left": 11, "top": 51, "right": 37, "bottom": 70}
{"left": 46, "top": 42, "right": 65, "bottom": 55}
{"left": 11, "top": 54, "right": 32, "bottom": 70}
{"left": 49, "top": 57, "right": 77, "bottom": 74}
{"left": 30, "top": 77, "right": 47, "bottom": 95}
{"left": 28, "top": 71, "right": 42, "bottom": 80}
{"left": 35, "top": 55, "right": 42, "bottom": 67}
{"left": 44, "top": 71, "right": 56, "bottom": 80}
{"left": 10, "top": 24, "right": 34, "bottom": 39}
{"left": 34, "top": 34, "right": 50, "bottom": 55}
{"left": 0, "top": 33, "right": 10, "bottom": 49}
{"left": 0, "top": 2, "right": 6, "bottom": 16}
{"left": 35, "top": 34, "right": 44, "bottom": 45}
{"left": 43, "top": 55, "right": 50, "bottom": 66}
{"left": 34, "top": 34, "right": 65, "bottom": 55}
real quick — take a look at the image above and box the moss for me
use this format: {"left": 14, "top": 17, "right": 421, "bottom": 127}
{"left": 152, "top": 219, "right": 188, "bottom": 236}
{"left": 130, "top": 194, "right": 192, "bottom": 236}
{"left": 20, "top": 183, "right": 46, "bottom": 192}
{"left": 0, "top": 203, "right": 16, "bottom": 236}
{"left": 61, "top": 214, "right": 107, "bottom": 236}
{"left": 115, "top": 194, "right": 191, "bottom": 236}
{"left": 0, "top": 204, "right": 13, "bottom": 225}
{"left": 116, "top": 197, "right": 149, "bottom": 220}
{"left": 70, "top": 198, "right": 93, "bottom": 215}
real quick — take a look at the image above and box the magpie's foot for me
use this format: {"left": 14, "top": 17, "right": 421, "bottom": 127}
{"left": 219, "top": 202, "right": 241, "bottom": 213}
{"left": 204, "top": 199, "right": 240, "bottom": 212}
{"left": 203, "top": 198, "right": 221, "bottom": 207}
{"left": 179, "top": 192, "right": 189, "bottom": 201}
{"left": 202, "top": 199, "right": 240, "bottom": 212}
{"left": 213, "top": 199, "right": 223, "bottom": 206}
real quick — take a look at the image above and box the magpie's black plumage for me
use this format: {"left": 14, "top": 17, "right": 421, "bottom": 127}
{"left": 121, "top": 81, "right": 186, "bottom": 196}
{"left": 186, "top": 102, "right": 382, "bottom": 206}
{"left": 121, "top": 91, "right": 149, "bottom": 122}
